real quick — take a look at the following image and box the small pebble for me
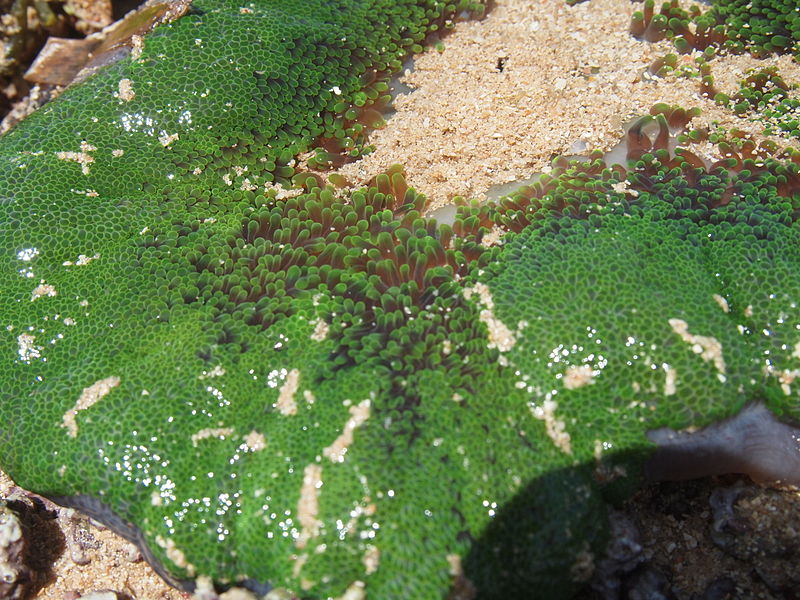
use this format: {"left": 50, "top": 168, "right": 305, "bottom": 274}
{"left": 70, "top": 546, "right": 91, "bottom": 565}
{"left": 80, "top": 592, "right": 119, "bottom": 600}
{"left": 682, "top": 533, "right": 698, "bottom": 549}
{"left": 123, "top": 541, "right": 142, "bottom": 563}
{"left": 66, "top": 515, "right": 100, "bottom": 566}
{"left": 192, "top": 576, "right": 218, "bottom": 600}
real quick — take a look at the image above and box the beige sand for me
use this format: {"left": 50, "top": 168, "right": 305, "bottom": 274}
{"left": 339, "top": 0, "right": 799, "bottom": 209}
{"left": 0, "top": 470, "right": 183, "bottom": 599}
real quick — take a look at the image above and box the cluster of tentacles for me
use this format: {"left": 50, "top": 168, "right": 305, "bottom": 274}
{"left": 630, "top": 0, "right": 798, "bottom": 58}
{"left": 448, "top": 104, "right": 800, "bottom": 243}
{"left": 714, "top": 67, "right": 800, "bottom": 141}
{"left": 139, "top": 92, "right": 798, "bottom": 437}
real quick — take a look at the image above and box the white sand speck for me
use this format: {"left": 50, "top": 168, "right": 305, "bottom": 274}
{"left": 296, "top": 463, "right": 323, "bottom": 549}
{"left": 190, "top": 427, "right": 235, "bottom": 447}
{"left": 62, "top": 376, "right": 121, "bottom": 438}
{"left": 669, "top": 318, "right": 726, "bottom": 375}
{"left": 531, "top": 398, "right": 572, "bottom": 455}
{"left": 323, "top": 399, "right": 371, "bottom": 463}
{"left": 276, "top": 368, "right": 301, "bottom": 416}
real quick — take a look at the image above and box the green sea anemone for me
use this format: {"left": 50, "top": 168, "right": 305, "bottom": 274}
{"left": 1, "top": 1, "right": 800, "bottom": 599}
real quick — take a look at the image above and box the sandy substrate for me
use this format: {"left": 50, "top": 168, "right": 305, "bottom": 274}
{"left": 2, "top": 0, "right": 799, "bottom": 598}
{"left": 0, "top": 470, "right": 185, "bottom": 600}
{"left": 339, "top": 0, "right": 800, "bottom": 210}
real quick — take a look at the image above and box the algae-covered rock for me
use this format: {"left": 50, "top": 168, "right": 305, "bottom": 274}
{"left": 1, "top": 1, "right": 800, "bottom": 599}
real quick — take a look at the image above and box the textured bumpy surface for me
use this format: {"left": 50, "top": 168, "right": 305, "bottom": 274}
{"left": 1, "top": 1, "right": 800, "bottom": 599}
{"left": 630, "top": 0, "right": 800, "bottom": 58}
{"left": 716, "top": 66, "right": 800, "bottom": 141}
